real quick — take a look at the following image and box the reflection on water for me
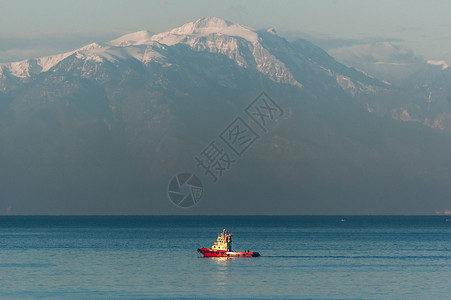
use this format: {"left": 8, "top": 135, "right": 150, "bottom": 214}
{"left": 204, "top": 256, "right": 233, "bottom": 265}
{"left": 1, "top": 216, "right": 451, "bottom": 299}
{"left": 201, "top": 256, "right": 233, "bottom": 287}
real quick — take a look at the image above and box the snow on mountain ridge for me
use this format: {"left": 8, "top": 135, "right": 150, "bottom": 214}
{"left": 427, "top": 60, "right": 449, "bottom": 70}
{"left": 160, "top": 17, "right": 258, "bottom": 43}
{"left": 0, "top": 17, "right": 304, "bottom": 88}
{"left": 2, "top": 17, "right": 388, "bottom": 92}
{"left": 108, "top": 30, "right": 154, "bottom": 47}
{"left": 0, "top": 40, "right": 175, "bottom": 82}
{"left": 147, "top": 17, "right": 302, "bottom": 87}
{"left": 1, "top": 46, "right": 86, "bottom": 78}
{"left": 1, "top": 18, "right": 260, "bottom": 78}
{"left": 108, "top": 17, "right": 258, "bottom": 47}
{"left": 38, "top": 51, "right": 75, "bottom": 72}
{"left": 6, "top": 52, "right": 75, "bottom": 78}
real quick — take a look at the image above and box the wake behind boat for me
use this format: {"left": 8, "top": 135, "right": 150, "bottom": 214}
{"left": 197, "top": 229, "right": 260, "bottom": 257}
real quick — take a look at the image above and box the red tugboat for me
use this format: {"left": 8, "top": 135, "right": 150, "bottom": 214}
{"left": 197, "top": 229, "right": 260, "bottom": 257}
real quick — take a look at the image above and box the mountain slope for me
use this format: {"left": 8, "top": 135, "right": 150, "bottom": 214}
{"left": 1, "top": 17, "right": 450, "bottom": 215}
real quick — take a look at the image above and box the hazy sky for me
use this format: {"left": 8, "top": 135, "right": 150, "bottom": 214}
{"left": 1, "top": 0, "right": 451, "bottom": 63}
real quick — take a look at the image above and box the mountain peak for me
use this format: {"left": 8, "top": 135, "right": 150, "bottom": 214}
{"left": 182, "top": 17, "right": 233, "bottom": 32}
{"left": 78, "top": 43, "right": 103, "bottom": 51}
{"left": 153, "top": 17, "right": 258, "bottom": 45}
{"left": 108, "top": 30, "right": 154, "bottom": 47}
{"left": 108, "top": 18, "right": 259, "bottom": 48}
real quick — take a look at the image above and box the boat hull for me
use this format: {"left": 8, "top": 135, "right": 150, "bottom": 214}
{"left": 197, "top": 248, "right": 260, "bottom": 257}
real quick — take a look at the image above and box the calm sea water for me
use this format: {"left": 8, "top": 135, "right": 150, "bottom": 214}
{"left": 1, "top": 216, "right": 451, "bottom": 299}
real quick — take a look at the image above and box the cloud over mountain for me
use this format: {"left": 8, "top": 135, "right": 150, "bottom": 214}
{"left": 328, "top": 41, "right": 425, "bottom": 85}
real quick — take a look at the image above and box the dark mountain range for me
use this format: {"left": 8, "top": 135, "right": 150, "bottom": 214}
{"left": 1, "top": 17, "right": 450, "bottom": 214}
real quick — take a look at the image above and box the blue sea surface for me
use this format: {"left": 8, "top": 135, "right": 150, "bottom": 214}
{"left": 1, "top": 216, "right": 451, "bottom": 299}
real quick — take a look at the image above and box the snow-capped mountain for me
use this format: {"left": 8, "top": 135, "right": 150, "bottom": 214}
{"left": 3, "top": 17, "right": 450, "bottom": 132}
{"left": 0, "top": 17, "right": 388, "bottom": 95}
{"left": 2, "top": 17, "right": 451, "bottom": 215}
